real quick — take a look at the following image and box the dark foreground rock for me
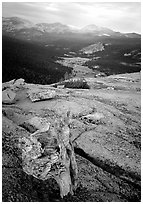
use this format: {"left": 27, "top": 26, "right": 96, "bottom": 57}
{"left": 2, "top": 73, "right": 141, "bottom": 201}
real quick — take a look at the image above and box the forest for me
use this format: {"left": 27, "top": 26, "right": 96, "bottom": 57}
{"left": 2, "top": 36, "right": 72, "bottom": 84}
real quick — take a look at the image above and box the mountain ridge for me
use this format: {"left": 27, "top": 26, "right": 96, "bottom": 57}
{"left": 2, "top": 16, "right": 141, "bottom": 38}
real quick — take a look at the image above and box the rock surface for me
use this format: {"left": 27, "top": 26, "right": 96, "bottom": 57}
{"left": 2, "top": 78, "right": 25, "bottom": 91}
{"left": 13, "top": 78, "right": 25, "bottom": 88}
{"left": 2, "top": 72, "right": 141, "bottom": 201}
{"left": 20, "top": 116, "right": 50, "bottom": 133}
{"left": 2, "top": 79, "right": 16, "bottom": 90}
{"left": 28, "top": 89, "right": 56, "bottom": 102}
{"left": 81, "top": 112, "right": 105, "bottom": 124}
{"left": 2, "top": 89, "right": 16, "bottom": 104}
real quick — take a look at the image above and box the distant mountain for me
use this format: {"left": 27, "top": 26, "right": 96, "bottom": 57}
{"left": 36, "top": 22, "right": 71, "bottom": 33}
{"left": 80, "top": 24, "right": 114, "bottom": 35}
{"left": 2, "top": 16, "right": 141, "bottom": 39}
{"left": 2, "top": 17, "right": 34, "bottom": 32}
{"left": 124, "top": 33, "right": 141, "bottom": 38}
{"left": 79, "top": 24, "right": 141, "bottom": 38}
{"left": 2, "top": 17, "right": 73, "bottom": 34}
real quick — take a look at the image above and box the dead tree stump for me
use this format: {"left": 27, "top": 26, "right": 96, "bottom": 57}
{"left": 20, "top": 111, "right": 78, "bottom": 198}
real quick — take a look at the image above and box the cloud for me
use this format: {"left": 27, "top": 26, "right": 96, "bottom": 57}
{"left": 2, "top": 2, "right": 141, "bottom": 33}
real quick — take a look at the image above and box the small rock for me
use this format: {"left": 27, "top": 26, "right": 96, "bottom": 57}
{"left": 82, "top": 112, "right": 105, "bottom": 122}
{"left": 2, "top": 89, "right": 16, "bottom": 104}
{"left": 57, "top": 85, "right": 65, "bottom": 89}
{"left": 28, "top": 89, "right": 56, "bottom": 102}
{"left": 107, "top": 87, "right": 114, "bottom": 90}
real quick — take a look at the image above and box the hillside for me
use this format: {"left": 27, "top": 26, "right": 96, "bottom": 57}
{"left": 2, "top": 72, "right": 141, "bottom": 202}
{"left": 2, "top": 36, "right": 72, "bottom": 84}
{"left": 80, "top": 42, "right": 105, "bottom": 54}
{"left": 2, "top": 34, "right": 141, "bottom": 83}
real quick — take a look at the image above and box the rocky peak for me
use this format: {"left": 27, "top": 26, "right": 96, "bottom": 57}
{"left": 2, "top": 16, "right": 34, "bottom": 32}
{"left": 36, "top": 22, "right": 71, "bottom": 33}
{"left": 80, "top": 24, "right": 114, "bottom": 34}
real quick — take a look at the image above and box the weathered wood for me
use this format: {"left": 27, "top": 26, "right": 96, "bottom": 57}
{"left": 20, "top": 112, "right": 78, "bottom": 198}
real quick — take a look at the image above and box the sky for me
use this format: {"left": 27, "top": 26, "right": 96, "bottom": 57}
{"left": 2, "top": 2, "right": 141, "bottom": 33}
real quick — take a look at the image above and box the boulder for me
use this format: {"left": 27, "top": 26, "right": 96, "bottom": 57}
{"left": 2, "top": 79, "right": 25, "bottom": 91}
{"left": 2, "top": 79, "right": 16, "bottom": 90}
{"left": 28, "top": 89, "right": 56, "bottom": 102}
{"left": 14, "top": 78, "right": 25, "bottom": 88}
{"left": 20, "top": 116, "right": 50, "bottom": 133}
{"left": 2, "top": 89, "right": 16, "bottom": 104}
{"left": 81, "top": 112, "right": 105, "bottom": 124}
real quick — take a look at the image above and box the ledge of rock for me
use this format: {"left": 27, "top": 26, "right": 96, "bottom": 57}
{"left": 74, "top": 129, "right": 140, "bottom": 185}
{"left": 27, "top": 89, "right": 56, "bottom": 102}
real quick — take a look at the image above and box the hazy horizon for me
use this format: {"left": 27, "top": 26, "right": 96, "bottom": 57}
{"left": 2, "top": 2, "right": 141, "bottom": 34}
